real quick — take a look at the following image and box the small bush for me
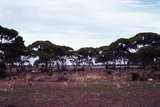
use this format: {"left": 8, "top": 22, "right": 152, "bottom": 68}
{"left": 106, "top": 70, "right": 112, "bottom": 75}
{"left": 131, "top": 73, "right": 140, "bottom": 81}
{"left": 55, "top": 73, "right": 68, "bottom": 82}
{"left": 48, "top": 71, "right": 54, "bottom": 76}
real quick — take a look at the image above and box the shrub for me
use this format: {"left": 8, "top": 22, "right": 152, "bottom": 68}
{"left": 55, "top": 73, "right": 68, "bottom": 82}
{"left": 48, "top": 70, "right": 54, "bottom": 76}
{"left": 131, "top": 73, "right": 140, "bottom": 81}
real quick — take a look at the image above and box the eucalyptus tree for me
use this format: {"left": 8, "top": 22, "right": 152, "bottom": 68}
{"left": 28, "top": 41, "right": 56, "bottom": 71}
{"left": 67, "top": 50, "right": 83, "bottom": 71}
{"left": 52, "top": 45, "right": 73, "bottom": 71}
{"left": 129, "top": 32, "right": 160, "bottom": 49}
{"left": 129, "top": 32, "right": 160, "bottom": 68}
{"left": 96, "top": 46, "right": 115, "bottom": 73}
{"left": 107, "top": 38, "right": 132, "bottom": 68}
{"left": 96, "top": 46, "right": 113, "bottom": 65}
{"left": 136, "top": 46, "right": 160, "bottom": 69}
{"left": 28, "top": 41, "right": 73, "bottom": 72}
{"left": 96, "top": 38, "right": 134, "bottom": 69}
{"left": 0, "top": 26, "right": 26, "bottom": 66}
{"left": 77, "top": 47, "right": 97, "bottom": 70}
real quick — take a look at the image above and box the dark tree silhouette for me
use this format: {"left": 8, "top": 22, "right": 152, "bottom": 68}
{"left": 77, "top": 47, "right": 97, "bottom": 70}
{"left": 29, "top": 41, "right": 73, "bottom": 72}
{"left": 0, "top": 25, "right": 25, "bottom": 74}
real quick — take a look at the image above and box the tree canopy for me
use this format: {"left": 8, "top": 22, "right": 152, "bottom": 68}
{"left": 1, "top": 25, "right": 160, "bottom": 72}
{"left": 0, "top": 25, "right": 26, "bottom": 65}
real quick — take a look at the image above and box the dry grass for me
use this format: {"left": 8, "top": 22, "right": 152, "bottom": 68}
{"left": 0, "top": 70, "right": 159, "bottom": 107}
{"left": 0, "top": 80, "right": 160, "bottom": 107}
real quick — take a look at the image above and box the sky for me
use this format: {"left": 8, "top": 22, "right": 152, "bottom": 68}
{"left": 0, "top": 0, "right": 160, "bottom": 49}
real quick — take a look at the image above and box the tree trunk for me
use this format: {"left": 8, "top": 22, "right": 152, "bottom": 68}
{"left": 45, "top": 61, "right": 48, "bottom": 72}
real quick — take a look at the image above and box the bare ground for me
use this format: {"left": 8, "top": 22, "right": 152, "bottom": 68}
{"left": 0, "top": 71, "right": 160, "bottom": 107}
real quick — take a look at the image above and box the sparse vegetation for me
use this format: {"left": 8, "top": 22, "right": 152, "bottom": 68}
{"left": 1, "top": 25, "right": 160, "bottom": 107}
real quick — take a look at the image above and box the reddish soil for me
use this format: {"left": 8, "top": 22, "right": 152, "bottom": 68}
{"left": 0, "top": 71, "right": 159, "bottom": 107}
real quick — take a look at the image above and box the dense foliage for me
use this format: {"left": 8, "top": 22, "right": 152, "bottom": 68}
{"left": 1, "top": 25, "right": 160, "bottom": 74}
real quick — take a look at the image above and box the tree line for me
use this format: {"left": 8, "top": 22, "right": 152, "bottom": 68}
{"left": 1, "top": 25, "right": 160, "bottom": 75}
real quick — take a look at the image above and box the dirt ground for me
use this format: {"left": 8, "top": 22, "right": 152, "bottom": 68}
{"left": 0, "top": 71, "right": 160, "bottom": 107}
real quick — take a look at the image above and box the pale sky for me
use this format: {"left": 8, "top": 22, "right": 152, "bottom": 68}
{"left": 0, "top": 0, "right": 160, "bottom": 49}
